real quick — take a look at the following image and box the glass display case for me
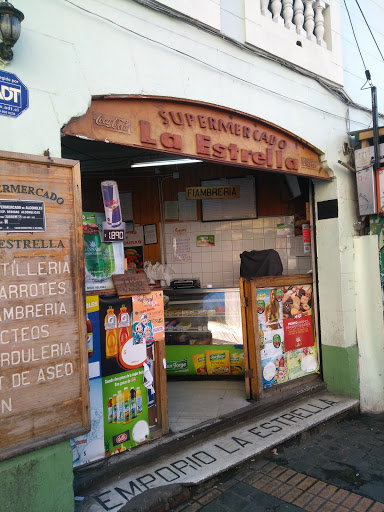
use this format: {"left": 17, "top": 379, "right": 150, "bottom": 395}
{"left": 164, "top": 288, "right": 243, "bottom": 346}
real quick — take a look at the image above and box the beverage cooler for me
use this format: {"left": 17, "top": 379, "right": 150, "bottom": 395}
{"left": 71, "top": 293, "right": 163, "bottom": 467}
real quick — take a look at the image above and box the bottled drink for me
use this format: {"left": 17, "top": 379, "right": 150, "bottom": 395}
{"left": 136, "top": 387, "right": 142, "bottom": 414}
{"left": 259, "top": 324, "right": 264, "bottom": 350}
{"left": 87, "top": 314, "right": 93, "bottom": 358}
{"left": 101, "top": 242, "right": 115, "bottom": 278}
{"left": 116, "top": 389, "right": 124, "bottom": 423}
{"left": 112, "top": 394, "right": 117, "bottom": 423}
{"left": 123, "top": 387, "right": 131, "bottom": 424}
{"left": 101, "top": 181, "right": 122, "bottom": 227}
{"left": 107, "top": 397, "right": 113, "bottom": 423}
{"left": 105, "top": 306, "right": 118, "bottom": 358}
{"left": 130, "top": 387, "right": 137, "bottom": 419}
{"left": 118, "top": 304, "right": 131, "bottom": 348}
{"left": 84, "top": 233, "right": 105, "bottom": 281}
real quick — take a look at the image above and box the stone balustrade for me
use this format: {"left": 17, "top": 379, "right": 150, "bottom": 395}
{"left": 261, "top": 0, "right": 328, "bottom": 48}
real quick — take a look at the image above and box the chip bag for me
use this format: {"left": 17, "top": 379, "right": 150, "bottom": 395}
{"left": 205, "top": 350, "right": 230, "bottom": 376}
{"left": 230, "top": 352, "right": 244, "bottom": 376}
{"left": 192, "top": 354, "right": 207, "bottom": 375}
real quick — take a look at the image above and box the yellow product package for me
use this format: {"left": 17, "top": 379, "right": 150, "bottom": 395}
{"left": 230, "top": 352, "right": 244, "bottom": 376}
{"left": 192, "top": 354, "right": 207, "bottom": 375}
{"left": 205, "top": 350, "right": 230, "bottom": 376}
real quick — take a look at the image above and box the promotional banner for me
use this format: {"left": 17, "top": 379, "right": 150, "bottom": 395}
{"left": 86, "top": 296, "right": 102, "bottom": 379}
{"left": 102, "top": 368, "right": 150, "bottom": 456}
{"left": 132, "top": 291, "right": 165, "bottom": 343}
{"left": 83, "top": 212, "right": 125, "bottom": 291}
{"left": 165, "top": 345, "right": 244, "bottom": 377}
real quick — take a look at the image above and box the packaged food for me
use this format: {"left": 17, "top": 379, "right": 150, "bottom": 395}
{"left": 230, "top": 352, "right": 244, "bottom": 376}
{"left": 205, "top": 350, "right": 230, "bottom": 376}
{"left": 192, "top": 354, "right": 207, "bottom": 375}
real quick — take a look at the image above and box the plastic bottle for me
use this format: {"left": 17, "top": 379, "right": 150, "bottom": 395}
{"left": 136, "top": 387, "right": 142, "bottom": 414}
{"left": 116, "top": 389, "right": 124, "bottom": 423}
{"left": 107, "top": 397, "right": 113, "bottom": 423}
{"left": 259, "top": 324, "right": 264, "bottom": 350}
{"left": 130, "top": 387, "right": 137, "bottom": 419}
{"left": 87, "top": 314, "right": 93, "bottom": 358}
{"left": 112, "top": 394, "right": 117, "bottom": 423}
{"left": 83, "top": 233, "right": 105, "bottom": 281}
{"left": 105, "top": 306, "right": 118, "bottom": 358}
{"left": 123, "top": 387, "right": 131, "bottom": 424}
{"left": 118, "top": 304, "right": 131, "bottom": 349}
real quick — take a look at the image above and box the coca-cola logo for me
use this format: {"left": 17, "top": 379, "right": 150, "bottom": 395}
{"left": 116, "top": 433, "right": 128, "bottom": 444}
{"left": 93, "top": 112, "right": 131, "bottom": 134}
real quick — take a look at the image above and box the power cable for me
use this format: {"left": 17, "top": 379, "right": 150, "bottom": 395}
{"left": 354, "top": 0, "right": 384, "bottom": 62}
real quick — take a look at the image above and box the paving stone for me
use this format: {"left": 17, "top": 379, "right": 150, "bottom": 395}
{"left": 287, "top": 473, "right": 307, "bottom": 487}
{"left": 304, "top": 496, "right": 326, "bottom": 511}
{"left": 298, "top": 477, "right": 318, "bottom": 491}
{"left": 353, "top": 497, "right": 374, "bottom": 512}
{"left": 317, "top": 501, "right": 338, "bottom": 512}
{"left": 242, "top": 471, "right": 264, "bottom": 486}
{"left": 292, "top": 491, "right": 314, "bottom": 508}
{"left": 217, "top": 478, "right": 238, "bottom": 492}
{"left": 331, "top": 490, "right": 350, "bottom": 504}
{"left": 271, "top": 483, "right": 292, "bottom": 499}
{"left": 369, "top": 504, "right": 384, "bottom": 512}
{"left": 342, "top": 494, "right": 362, "bottom": 509}
{"left": 319, "top": 486, "right": 338, "bottom": 500}
{"left": 278, "top": 469, "right": 298, "bottom": 482}
{"left": 308, "top": 481, "right": 328, "bottom": 495}
{"left": 282, "top": 487, "right": 304, "bottom": 504}
{"left": 196, "top": 489, "right": 221, "bottom": 505}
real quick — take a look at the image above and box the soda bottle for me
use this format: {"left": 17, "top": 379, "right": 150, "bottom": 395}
{"left": 112, "top": 394, "right": 117, "bottom": 423}
{"left": 116, "top": 389, "right": 124, "bottom": 423}
{"left": 130, "top": 387, "right": 137, "bottom": 419}
{"left": 101, "top": 242, "right": 115, "bottom": 278}
{"left": 84, "top": 233, "right": 105, "bottom": 281}
{"left": 105, "top": 306, "right": 118, "bottom": 358}
{"left": 259, "top": 324, "right": 264, "bottom": 350}
{"left": 107, "top": 397, "right": 113, "bottom": 423}
{"left": 123, "top": 387, "right": 131, "bottom": 424}
{"left": 87, "top": 314, "right": 93, "bottom": 358}
{"left": 136, "top": 387, "right": 142, "bottom": 414}
{"left": 118, "top": 304, "right": 131, "bottom": 348}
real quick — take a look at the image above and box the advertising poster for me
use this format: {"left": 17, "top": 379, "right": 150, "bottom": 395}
{"left": 197, "top": 235, "right": 215, "bottom": 247}
{"left": 282, "top": 284, "right": 314, "bottom": 352}
{"left": 165, "top": 345, "right": 244, "bottom": 377}
{"left": 86, "top": 296, "right": 102, "bottom": 379}
{"left": 261, "top": 354, "right": 289, "bottom": 389}
{"left": 124, "top": 226, "right": 145, "bottom": 273}
{"left": 287, "top": 346, "right": 319, "bottom": 381}
{"left": 102, "top": 368, "right": 150, "bottom": 456}
{"left": 71, "top": 378, "right": 104, "bottom": 467}
{"left": 83, "top": 212, "right": 125, "bottom": 291}
{"left": 257, "top": 287, "right": 283, "bottom": 350}
{"left": 173, "top": 226, "right": 191, "bottom": 262}
{"left": 132, "top": 291, "right": 165, "bottom": 343}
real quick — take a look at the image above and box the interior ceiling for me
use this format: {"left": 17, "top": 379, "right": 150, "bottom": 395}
{"left": 61, "top": 135, "right": 195, "bottom": 176}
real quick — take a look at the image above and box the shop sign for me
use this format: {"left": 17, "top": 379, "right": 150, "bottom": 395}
{"left": 62, "top": 97, "right": 330, "bottom": 180}
{"left": 0, "top": 151, "right": 89, "bottom": 461}
{"left": 186, "top": 185, "right": 239, "bottom": 199}
{"left": 0, "top": 70, "right": 29, "bottom": 118}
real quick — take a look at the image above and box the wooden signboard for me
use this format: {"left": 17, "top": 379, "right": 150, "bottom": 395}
{"left": 63, "top": 97, "right": 330, "bottom": 180}
{"left": 112, "top": 273, "right": 151, "bottom": 297}
{"left": 0, "top": 151, "right": 90, "bottom": 461}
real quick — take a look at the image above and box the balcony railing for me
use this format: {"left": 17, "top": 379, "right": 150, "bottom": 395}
{"left": 261, "top": 0, "right": 328, "bottom": 48}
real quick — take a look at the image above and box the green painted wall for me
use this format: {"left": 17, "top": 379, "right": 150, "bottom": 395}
{"left": 321, "top": 345, "right": 360, "bottom": 399}
{"left": 0, "top": 441, "right": 74, "bottom": 512}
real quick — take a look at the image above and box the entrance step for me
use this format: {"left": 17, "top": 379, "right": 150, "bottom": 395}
{"left": 75, "top": 391, "right": 359, "bottom": 511}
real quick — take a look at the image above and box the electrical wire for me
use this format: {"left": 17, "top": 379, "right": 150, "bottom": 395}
{"left": 63, "top": 0, "right": 380, "bottom": 124}
{"left": 343, "top": 0, "right": 373, "bottom": 89}
{"left": 354, "top": 0, "right": 384, "bottom": 62}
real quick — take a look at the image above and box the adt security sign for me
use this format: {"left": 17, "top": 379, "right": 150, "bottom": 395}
{"left": 0, "top": 70, "right": 29, "bottom": 118}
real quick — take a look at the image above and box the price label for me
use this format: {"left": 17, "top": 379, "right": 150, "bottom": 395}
{"left": 103, "top": 228, "right": 125, "bottom": 242}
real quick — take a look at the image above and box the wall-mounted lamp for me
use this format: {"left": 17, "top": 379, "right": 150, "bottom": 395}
{"left": 0, "top": 1, "right": 24, "bottom": 63}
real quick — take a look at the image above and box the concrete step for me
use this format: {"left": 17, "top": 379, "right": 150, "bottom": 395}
{"left": 75, "top": 390, "right": 359, "bottom": 512}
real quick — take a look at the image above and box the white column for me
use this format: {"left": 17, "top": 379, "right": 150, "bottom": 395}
{"left": 271, "top": 0, "right": 284, "bottom": 25}
{"left": 304, "top": 0, "right": 316, "bottom": 41}
{"left": 293, "top": 0, "right": 306, "bottom": 36}
{"left": 314, "top": 0, "right": 327, "bottom": 47}
{"left": 283, "top": 0, "right": 295, "bottom": 31}
{"left": 260, "top": 0, "right": 272, "bottom": 18}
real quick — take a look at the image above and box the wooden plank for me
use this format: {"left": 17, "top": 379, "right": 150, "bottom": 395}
{"left": 249, "top": 280, "right": 264, "bottom": 399}
{"left": 154, "top": 338, "right": 169, "bottom": 434}
{"left": 0, "top": 151, "right": 90, "bottom": 461}
{"left": 352, "top": 126, "right": 384, "bottom": 142}
{"left": 249, "top": 274, "right": 313, "bottom": 289}
{"left": 112, "top": 273, "right": 150, "bottom": 297}
{"left": 239, "top": 278, "right": 251, "bottom": 399}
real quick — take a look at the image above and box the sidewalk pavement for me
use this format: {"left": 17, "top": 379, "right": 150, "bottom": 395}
{"left": 167, "top": 412, "right": 384, "bottom": 512}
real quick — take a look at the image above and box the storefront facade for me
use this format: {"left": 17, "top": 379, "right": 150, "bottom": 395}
{"left": 1, "top": 0, "right": 384, "bottom": 510}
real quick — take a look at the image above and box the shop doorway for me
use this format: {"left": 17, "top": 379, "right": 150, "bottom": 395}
{"left": 62, "top": 95, "right": 328, "bottom": 442}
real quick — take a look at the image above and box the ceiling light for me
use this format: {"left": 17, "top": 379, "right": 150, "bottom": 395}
{"left": 131, "top": 158, "right": 203, "bottom": 168}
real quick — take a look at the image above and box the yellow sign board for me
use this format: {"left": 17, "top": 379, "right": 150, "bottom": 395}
{"left": 186, "top": 185, "right": 240, "bottom": 200}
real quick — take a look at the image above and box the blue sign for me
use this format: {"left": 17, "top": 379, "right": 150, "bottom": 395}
{"left": 0, "top": 70, "right": 29, "bottom": 118}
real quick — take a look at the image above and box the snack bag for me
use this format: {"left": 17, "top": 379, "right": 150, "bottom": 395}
{"left": 205, "top": 350, "right": 230, "bottom": 376}
{"left": 192, "top": 354, "right": 207, "bottom": 375}
{"left": 230, "top": 352, "right": 244, "bottom": 376}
